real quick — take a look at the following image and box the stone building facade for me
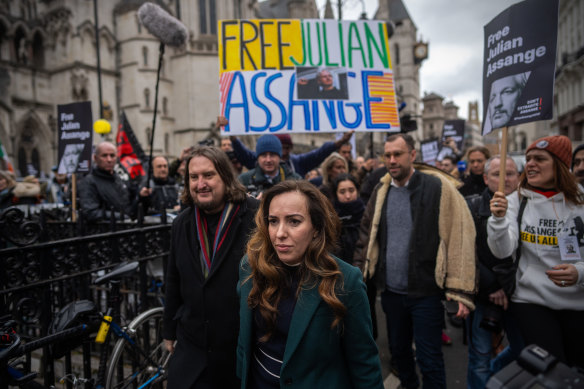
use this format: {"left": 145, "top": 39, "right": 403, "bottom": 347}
{"left": 0, "top": 0, "right": 424, "bottom": 177}
{"left": 553, "top": 0, "right": 584, "bottom": 145}
{"left": 0, "top": 0, "right": 258, "bottom": 177}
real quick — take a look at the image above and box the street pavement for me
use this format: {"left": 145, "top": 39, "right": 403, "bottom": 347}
{"left": 373, "top": 297, "right": 470, "bottom": 389}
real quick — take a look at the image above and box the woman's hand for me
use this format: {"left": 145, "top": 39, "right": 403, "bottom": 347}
{"left": 490, "top": 191, "right": 508, "bottom": 217}
{"left": 546, "top": 264, "right": 579, "bottom": 287}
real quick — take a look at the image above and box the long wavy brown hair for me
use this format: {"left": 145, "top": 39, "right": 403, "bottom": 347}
{"left": 245, "top": 180, "right": 345, "bottom": 341}
{"left": 520, "top": 150, "right": 584, "bottom": 205}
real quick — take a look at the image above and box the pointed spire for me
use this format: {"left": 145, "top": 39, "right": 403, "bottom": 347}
{"left": 324, "top": 0, "right": 334, "bottom": 19}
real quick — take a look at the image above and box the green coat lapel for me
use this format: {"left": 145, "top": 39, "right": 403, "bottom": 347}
{"left": 281, "top": 284, "right": 321, "bottom": 370}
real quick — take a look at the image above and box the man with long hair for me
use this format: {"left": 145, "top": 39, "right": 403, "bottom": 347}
{"left": 162, "top": 146, "right": 258, "bottom": 388}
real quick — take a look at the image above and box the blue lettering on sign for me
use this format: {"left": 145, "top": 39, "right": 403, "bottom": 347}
{"left": 250, "top": 72, "right": 271, "bottom": 132}
{"left": 224, "top": 71, "right": 249, "bottom": 132}
{"left": 338, "top": 102, "right": 362, "bottom": 128}
{"left": 264, "top": 73, "right": 287, "bottom": 132}
{"left": 312, "top": 101, "right": 320, "bottom": 131}
{"left": 321, "top": 101, "right": 337, "bottom": 129}
{"left": 287, "top": 74, "right": 311, "bottom": 130}
{"left": 223, "top": 70, "right": 392, "bottom": 132}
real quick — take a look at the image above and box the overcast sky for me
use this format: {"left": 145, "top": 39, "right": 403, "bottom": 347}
{"left": 314, "top": 0, "right": 522, "bottom": 119}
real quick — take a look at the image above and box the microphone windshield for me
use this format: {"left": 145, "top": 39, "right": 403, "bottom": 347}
{"left": 138, "top": 3, "right": 188, "bottom": 48}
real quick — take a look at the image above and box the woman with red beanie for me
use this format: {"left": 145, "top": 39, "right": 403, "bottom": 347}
{"left": 487, "top": 135, "right": 584, "bottom": 368}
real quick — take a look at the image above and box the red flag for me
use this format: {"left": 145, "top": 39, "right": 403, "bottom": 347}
{"left": 116, "top": 112, "right": 146, "bottom": 180}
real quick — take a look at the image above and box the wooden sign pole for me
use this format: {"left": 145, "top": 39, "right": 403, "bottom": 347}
{"left": 71, "top": 173, "right": 77, "bottom": 222}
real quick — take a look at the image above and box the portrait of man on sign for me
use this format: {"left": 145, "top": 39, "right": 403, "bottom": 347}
{"left": 296, "top": 66, "right": 349, "bottom": 100}
{"left": 486, "top": 71, "right": 530, "bottom": 131}
{"left": 58, "top": 143, "right": 85, "bottom": 174}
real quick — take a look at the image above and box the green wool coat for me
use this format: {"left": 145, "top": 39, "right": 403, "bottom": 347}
{"left": 236, "top": 255, "right": 384, "bottom": 389}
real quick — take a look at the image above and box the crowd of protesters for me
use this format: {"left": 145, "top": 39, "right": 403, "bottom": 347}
{"left": 1, "top": 128, "right": 583, "bottom": 389}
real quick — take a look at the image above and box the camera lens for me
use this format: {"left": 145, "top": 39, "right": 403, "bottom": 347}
{"left": 479, "top": 304, "right": 503, "bottom": 333}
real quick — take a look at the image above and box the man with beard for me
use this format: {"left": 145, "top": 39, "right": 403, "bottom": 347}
{"left": 163, "top": 146, "right": 258, "bottom": 388}
{"left": 572, "top": 144, "right": 584, "bottom": 186}
{"left": 354, "top": 134, "right": 476, "bottom": 389}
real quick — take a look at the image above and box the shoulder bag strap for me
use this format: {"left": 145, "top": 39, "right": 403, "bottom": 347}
{"left": 515, "top": 196, "right": 528, "bottom": 264}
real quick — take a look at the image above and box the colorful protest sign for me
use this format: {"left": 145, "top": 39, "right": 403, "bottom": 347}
{"left": 482, "top": 0, "right": 559, "bottom": 136}
{"left": 218, "top": 19, "right": 400, "bottom": 135}
{"left": 57, "top": 102, "right": 93, "bottom": 174}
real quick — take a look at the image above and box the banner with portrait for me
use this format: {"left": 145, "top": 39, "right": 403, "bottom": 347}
{"left": 57, "top": 102, "right": 93, "bottom": 174}
{"left": 482, "top": 0, "right": 558, "bottom": 136}
{"left": 218, "top": 19, "right": 400, "bottom": 135}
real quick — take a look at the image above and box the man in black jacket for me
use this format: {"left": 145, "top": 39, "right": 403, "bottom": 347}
{"left": 138, "top": 156, "right": 179, "bottom": 214}
{"left": 163, "top": 146, "right": 258, "bottom": 388}
{"left": 78, "top": 142, "right": 134, "bottom": 222}
{"left": 459, "top": 146, "right": 491, "bottom": 197}
{"left": 354, "top": 134, "right": 476, "bottom": 389}
{"left": 465, "top": 155, "right": 524, "bottom": 388}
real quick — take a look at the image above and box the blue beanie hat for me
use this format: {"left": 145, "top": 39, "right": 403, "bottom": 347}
{"left": 256, "top": 134, "right": 282, "bottom": 157}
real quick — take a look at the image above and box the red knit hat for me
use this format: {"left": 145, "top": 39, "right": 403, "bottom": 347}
{"left": 275, "top": 134, "right": 293, "bottom": 147}
{"left": 526, "top": 135, "right": 572, "bottom": 169}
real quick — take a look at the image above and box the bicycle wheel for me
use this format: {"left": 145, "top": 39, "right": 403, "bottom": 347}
{"left": 105, "top": 307, "right": 169, "bottom": 389}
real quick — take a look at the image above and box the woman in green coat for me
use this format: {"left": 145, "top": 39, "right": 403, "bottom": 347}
{"left": 237, "top": 180, "right": 383, "bottom": 389}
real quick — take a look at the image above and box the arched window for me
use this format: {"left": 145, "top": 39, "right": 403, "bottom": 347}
{"left": 145, "top": 127, "right": 152, "bottom": 144}
{"left": 32, "top": 32, "right": 44, "bottom": 68}
{"left": 162, "top": 97, "right": 168, "bottom": 115}
{"left": 14, "top": 28, "right": 27, "bottom": 64}
{"left": 142, "top": 46, "right": 148, "bottom": 66}
{"left": 144, "top": 88, "right": 150, "bottom": 107}
{"left": 199, "top": 0, "right": 217, "bottom": 35}
{"left": 0, "top": 23, "right": 6, "bottom": 61}
{"left": 393, "top": 43, "right": 400, "bottom": 65}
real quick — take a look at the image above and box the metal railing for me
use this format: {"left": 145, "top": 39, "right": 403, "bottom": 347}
{"left": 0, "top": 205, "right": 172, "bottom": 387}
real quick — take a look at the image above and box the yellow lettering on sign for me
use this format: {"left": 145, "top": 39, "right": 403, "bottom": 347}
{"left": 219, "top": 20, "right": 303, "bottom": 73}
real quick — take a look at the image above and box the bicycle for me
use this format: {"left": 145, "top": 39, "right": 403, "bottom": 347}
{"left": 1, "top": 261, "right": 169, "bottom": 389}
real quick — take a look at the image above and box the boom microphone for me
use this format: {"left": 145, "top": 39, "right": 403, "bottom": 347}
{"left": 137, "top": 3, "right": 188, "bottom": 48}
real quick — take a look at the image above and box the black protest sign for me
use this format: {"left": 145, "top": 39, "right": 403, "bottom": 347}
{"left": 441, "top": 119, "right": 465, "bottom": 152}
{"left": 420, "top": 138, "right": 440, "bottom": 166}
{"left": 482, "top": 0, "right": 558, "bottom": 135}
{"left": 57, "top": 102, "right": 93, "bottom": 174}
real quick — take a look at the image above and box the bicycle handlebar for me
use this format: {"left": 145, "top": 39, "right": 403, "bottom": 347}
{"left": 21, "top": 324, "right": 88, "bottom": 355}
{"left": 0, "top": 324, "right": 88, "bottom": 362}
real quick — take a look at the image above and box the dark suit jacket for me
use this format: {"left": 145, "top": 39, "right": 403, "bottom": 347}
{"left": 237, "top": 255, "right": 384, "bottom": 389}
{"left": 163, "top": 197, "right": 258, "bottom": 388}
